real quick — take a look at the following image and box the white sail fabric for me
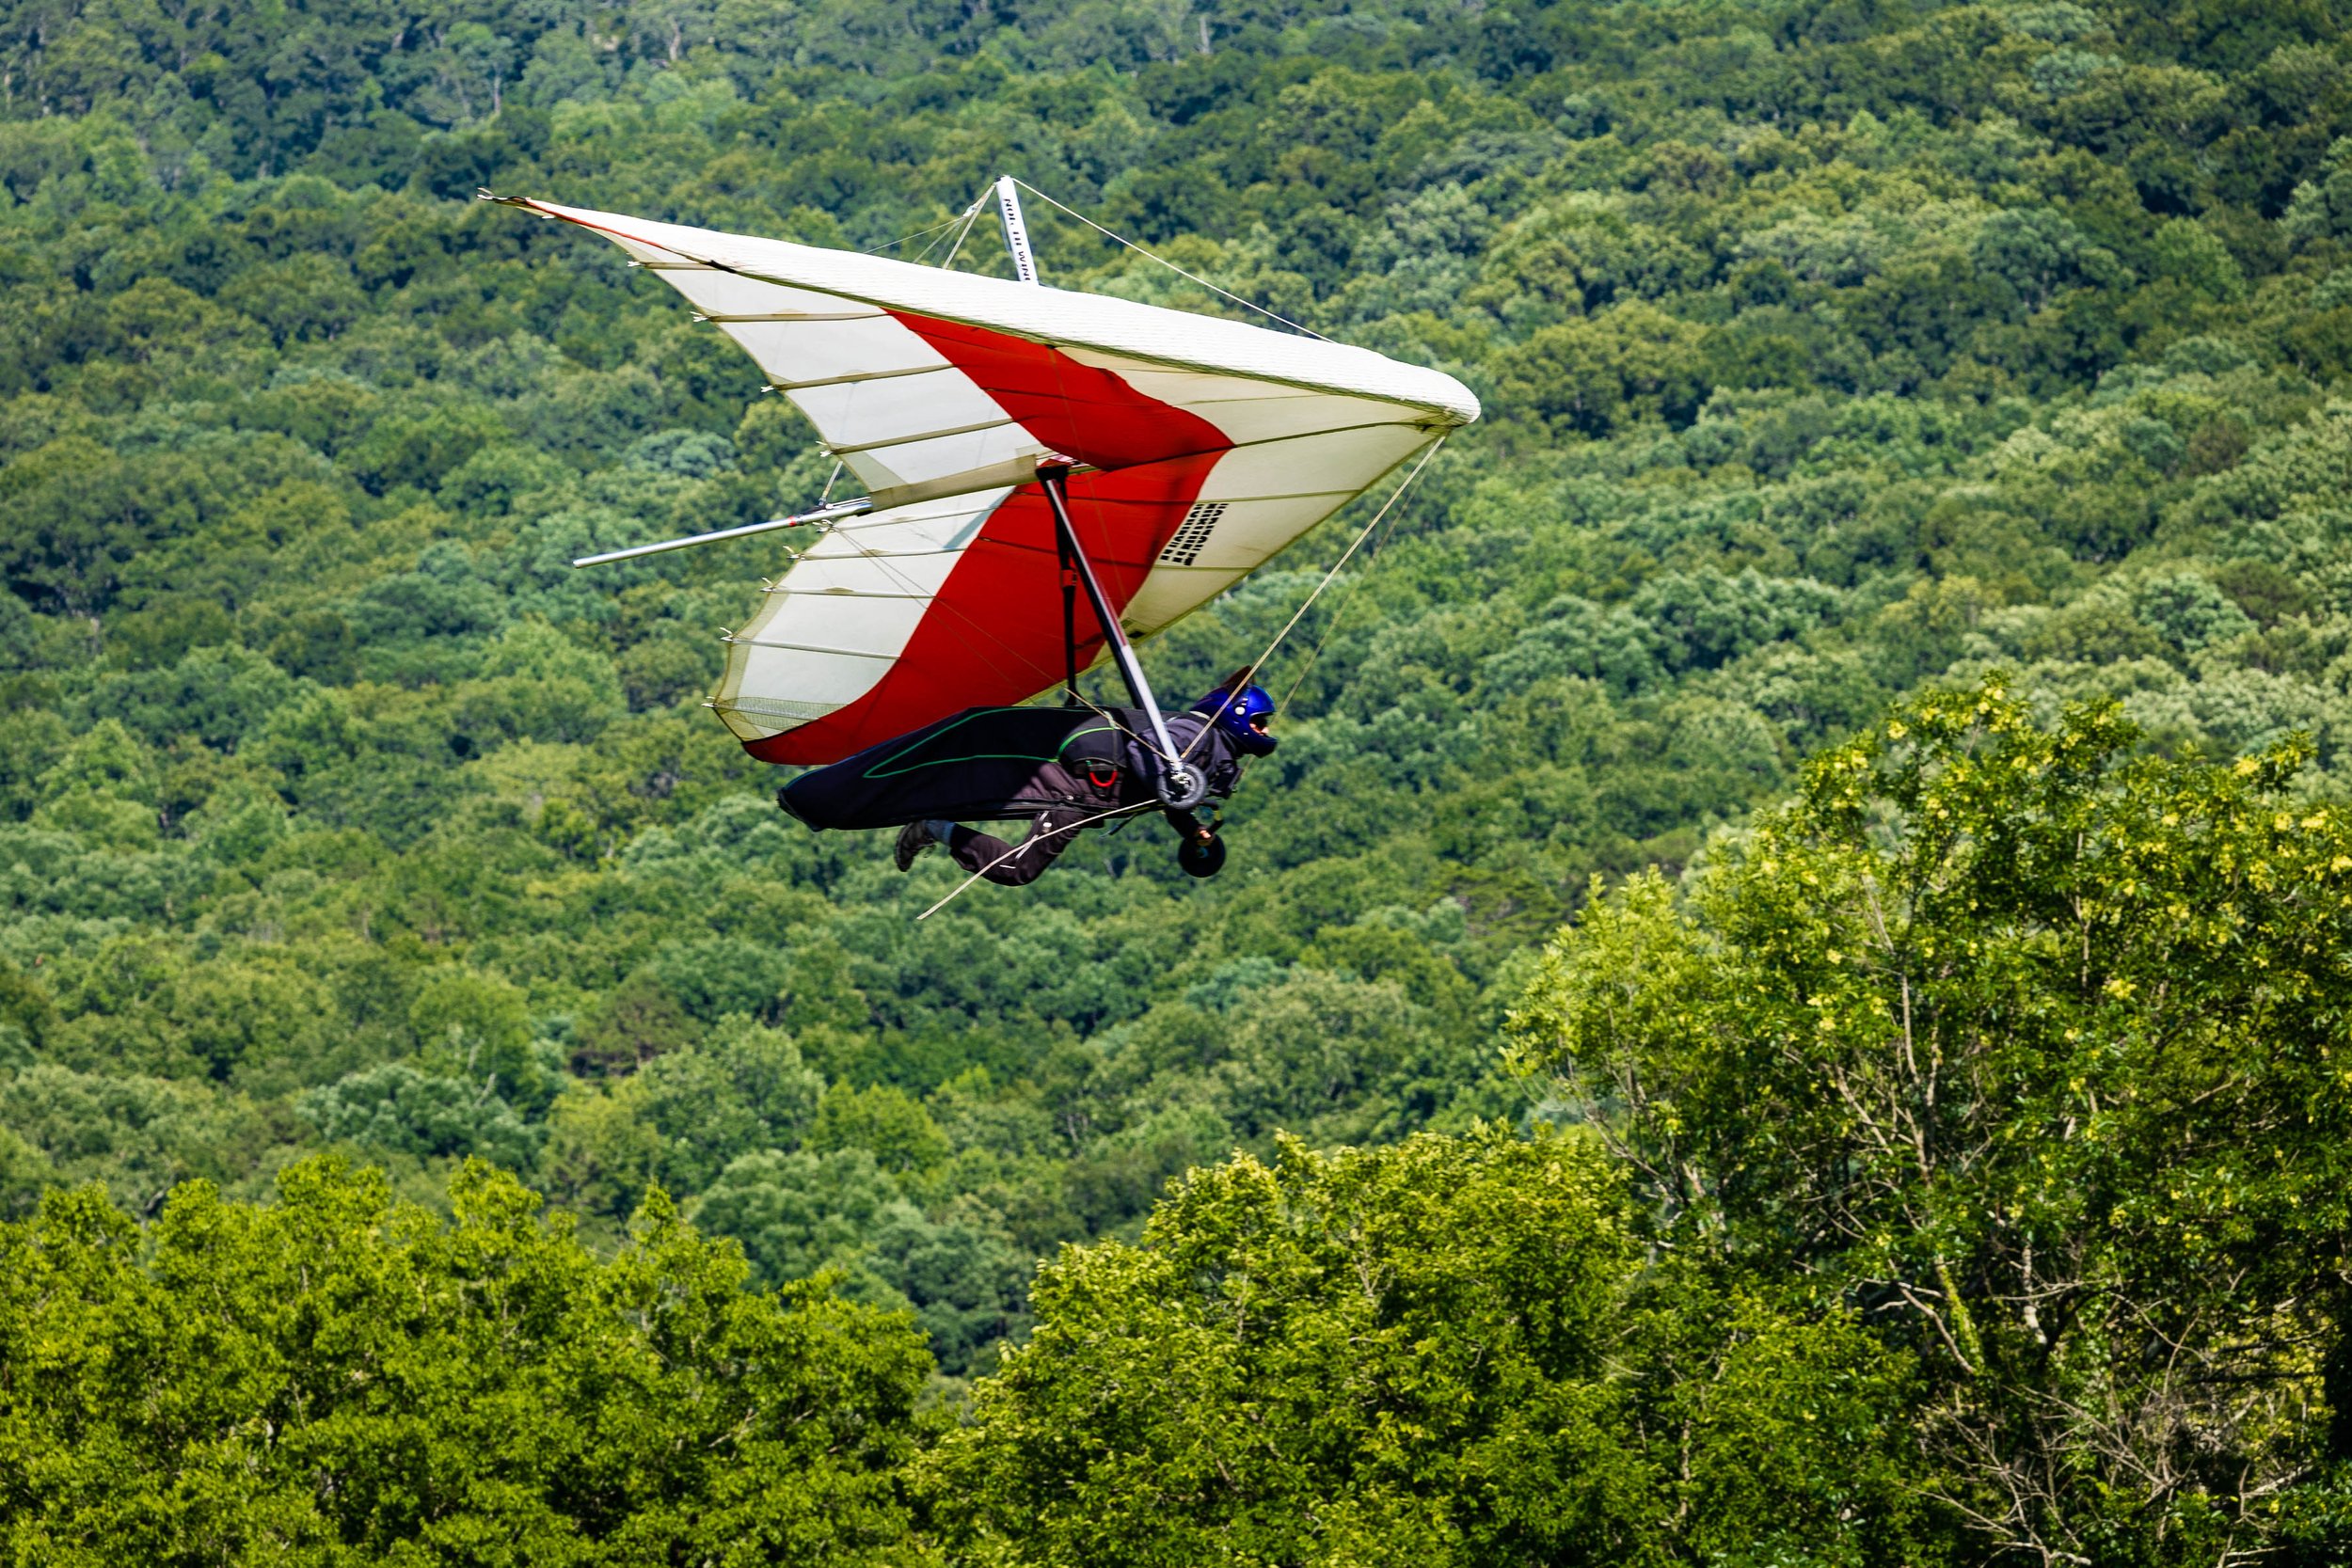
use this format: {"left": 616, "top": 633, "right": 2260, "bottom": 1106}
{"left": 495, "top": 194, "right": 1480, "bottom": 763}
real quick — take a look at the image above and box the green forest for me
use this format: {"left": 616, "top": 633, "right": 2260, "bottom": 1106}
{"left": 5, "top": 0, "right": 2352, "bottom": 1560}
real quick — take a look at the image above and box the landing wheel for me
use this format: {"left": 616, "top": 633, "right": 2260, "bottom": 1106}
{"left": 1156, "top": 766, "right": 1212, "bottom": 812}
{"left": 1177, "top": 829, "right": 1226, "bottom": 879}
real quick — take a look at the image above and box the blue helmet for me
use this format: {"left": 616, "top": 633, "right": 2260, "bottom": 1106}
{"left": 1197, "top": 674, "right": 1278, "bottom": 757}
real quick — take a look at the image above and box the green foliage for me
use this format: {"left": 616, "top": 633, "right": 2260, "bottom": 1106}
{"left": 694, "top": 1146, "right": 908, "bottom": 1286}
{"left": 632, "top": 1014, "right": 826, "bottom": 1190}
{"left": 1619, "top": 1267, "right": 1926, "bottom": 1568}
{"left": 1511, "top": 678, "right": 2352, "bottom": 1563}
{"left": 811, "top": 1082, "right": 951, "bottom": 1176}
{"left": 1495, "top": 303, "right": 1712, "bottom": 437}
{"left": 4, "top": 0, "right": 2352, "bottom": 1555}
{"left": 0, "top": 1158, "right": 930, "bottom": 1564}
{"left": 299, "top": 1062, "right": 542, "bottom": 1168}
{"left": 928, "top": 1128, "right": 1924, "bottom": 1565}
{"left": 927, "top": 1129, "right": 1648, "bottom": 1563}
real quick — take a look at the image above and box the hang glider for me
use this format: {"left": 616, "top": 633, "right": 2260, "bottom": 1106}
{"left": 487, "top": 189, "right": 1479, "bottom": 771}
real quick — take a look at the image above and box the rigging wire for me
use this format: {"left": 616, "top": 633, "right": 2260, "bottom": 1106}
{"left": 863, "top": 187, "right": 990, "bottom": 260}
{"left": 1182, "top": 436, "right": 1445, "bottom": 760}
{"left": 936, "top": 198, "right": 987, "bottom": 272}
{"left": 914, "top": 444, "right": 1444, "bottom": 922}
{"left": 915, "top": 800, "right": 1159, "bottom": 921}
{"left": 910, "top": 193, "right": 984, "bottom": 267}
{"left": 1264, "top": 467, "right": 1419, "bottom": 724}
{"left": 775, "top": 176, "right": 1440, "bottom": 916}
{"left": 861, "top": 210, "right": 969, "bottom": 257}
{"left": 773, "top": 182, "right": 1153, "bottom": 787}
{"left": 1010, "top": 178, "right": 1332, "bottom": 341}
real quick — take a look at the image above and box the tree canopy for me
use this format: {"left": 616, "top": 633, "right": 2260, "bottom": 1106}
{"left": 1510, "top": 681, "right": 2352, "bottom": 1563}
{"left": 0, "top": 1157, "right": 929, "bottom": 1564}
{"left": 5, "top": 0, "right": 2352, "bottom": 1559}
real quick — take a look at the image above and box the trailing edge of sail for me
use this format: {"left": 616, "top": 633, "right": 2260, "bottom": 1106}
{"left": 499, "top": 196, "right": 1480, "bottom": 765}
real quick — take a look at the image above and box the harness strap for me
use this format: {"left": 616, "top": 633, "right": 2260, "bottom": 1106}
{"left": 1056, "top": 528, "right": 1081, "bottom": 707}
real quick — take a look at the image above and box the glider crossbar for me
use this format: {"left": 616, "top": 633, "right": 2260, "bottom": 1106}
{"left": 570, "top": 498, "right": 871, "bottom": 568}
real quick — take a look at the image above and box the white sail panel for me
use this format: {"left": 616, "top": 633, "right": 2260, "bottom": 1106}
{"left": 494, "top": 191, "right": 1480, "bottom": 763}
{"left": 713, "top": 489, "right": 1009, "bottom": 743}
{"left": 501, "top": 196, "right": 1479, "bottom": 427}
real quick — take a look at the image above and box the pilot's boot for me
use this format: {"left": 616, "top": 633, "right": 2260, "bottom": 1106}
{"left": 894, "top": 819, "right": 937, "bottom": 872}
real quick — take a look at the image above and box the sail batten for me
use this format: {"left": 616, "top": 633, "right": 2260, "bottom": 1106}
{"left": 497, "top": 193, "right": 1479, "bottom": 764}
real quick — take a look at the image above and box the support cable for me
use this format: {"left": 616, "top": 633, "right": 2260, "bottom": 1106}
{"left": 937, "top": 198, "right": 987, "bottom": 271}
{"left": 1183, "top": 436, "right": 1444, "bottom": 759}
{"left": 914, "top": 801, "right": 1159, "bottom": 921}
{"left": 1010, "top": 178, "right": 1330, "bottom": 341}
{"left": 917, "top": 442, "right": 1443, "bottom": 920}
{"left": 862, "top": 211, "right": 967, "bottom": 256}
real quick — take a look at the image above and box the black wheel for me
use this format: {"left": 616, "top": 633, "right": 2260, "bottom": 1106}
{"left": 1177, "top": 830, "right": 1226, "bottom": 879}
{"left": 1155, "top": 765, "right": 1212, "bottom": 812}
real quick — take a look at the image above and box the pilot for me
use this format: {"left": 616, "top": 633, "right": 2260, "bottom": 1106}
{"left": 777, "top": 670, "right": 1277, "bottom": 887}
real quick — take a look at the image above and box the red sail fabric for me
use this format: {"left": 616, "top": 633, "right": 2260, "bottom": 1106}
{"left": 488, "top": 195, "right": 1478, "bottom": 763}
{"left": 748, "top": 451, "right": 1220, "bottom": 764}
{"left": 887, "top": 312, "right": 1229, "bottom": 473}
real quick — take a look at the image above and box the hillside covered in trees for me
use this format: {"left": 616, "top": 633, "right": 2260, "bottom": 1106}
{"left": 5, "top": 0, "right": 2352, "bottom": 1560}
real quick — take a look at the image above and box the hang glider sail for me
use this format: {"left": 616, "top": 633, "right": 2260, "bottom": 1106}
{"left": 489, "top": 192, "right": 1479, "bottom": 768}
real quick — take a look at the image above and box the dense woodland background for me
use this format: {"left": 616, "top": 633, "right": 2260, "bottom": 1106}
{"left": 6, "top": 0, "right": 2352, "bottom": 1560}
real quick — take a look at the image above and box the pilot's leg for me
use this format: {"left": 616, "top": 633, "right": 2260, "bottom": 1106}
{"left": 938, "top": 807, "right": 1091, "bottom": 887}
